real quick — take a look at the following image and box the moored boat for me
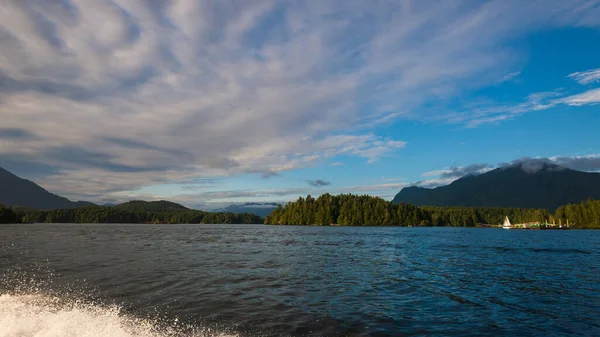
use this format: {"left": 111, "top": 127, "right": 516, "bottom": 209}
{"left": 502, "top": 216, "right": 512, "bottom": 229}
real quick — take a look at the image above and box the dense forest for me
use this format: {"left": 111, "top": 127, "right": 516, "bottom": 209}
{"left": 265, "top": 194, "right": 600, "bottom": 229}
{"left": 3, "top": 196, "right": 599, "bottom": 228}
{"left": 555, "top": 199, "right": 600, "bottom": 229}
{"left": 0, "top": 205, "right": 19, "bottom": 224}
{"left": 0, "top": 205, "right": 261, "bottom": 224}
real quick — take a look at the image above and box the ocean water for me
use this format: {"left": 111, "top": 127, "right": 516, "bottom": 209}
{"left": 0, "top": 224, "right": 598, "bottom": 337}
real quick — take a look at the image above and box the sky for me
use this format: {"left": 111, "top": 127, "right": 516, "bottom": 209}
{"left": 1, "top": 0, "right": 600, "bottom": 210}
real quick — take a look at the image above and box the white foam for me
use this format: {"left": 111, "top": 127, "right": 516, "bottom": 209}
{"left": 0, "top": 294, "right": 235, "bottom": 337}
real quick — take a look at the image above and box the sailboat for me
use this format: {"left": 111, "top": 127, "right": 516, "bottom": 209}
{"left": 502, "top": 216, "right": 512, "bottom": 229}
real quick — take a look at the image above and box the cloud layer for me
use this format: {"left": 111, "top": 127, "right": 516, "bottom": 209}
{"left": 505, "top": 156, "right": 600, "bottom": 173}
{"left": 569, "top": 68, "right": 600, "bottom": 85}
{"left": 417, "top": 155, "right": 600, "bottom": 189}
{"left": 1, "top": 0, "right": 599, "bottom": 201}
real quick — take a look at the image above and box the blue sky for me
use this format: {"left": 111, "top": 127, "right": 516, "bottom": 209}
{"left": 0, "top": 0, "right": 599, "bottom": 209}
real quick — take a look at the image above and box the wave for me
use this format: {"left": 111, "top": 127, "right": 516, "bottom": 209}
{"left": 0, "top": 294, "right": 235, "bottom": 337}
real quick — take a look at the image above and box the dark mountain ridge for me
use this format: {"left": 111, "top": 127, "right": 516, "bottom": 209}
{"left": 393, "top": 162, "right": 600, "bottom": 210}
{"left": 0, "top": 166, "right": 94, "bottom": 210}
{"left": 217, "top": 202, "right": 279, "bottom": 217}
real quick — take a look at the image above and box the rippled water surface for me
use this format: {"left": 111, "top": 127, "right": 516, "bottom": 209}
{"left": 1, "top": 224, "right": 599, "bottom": 336}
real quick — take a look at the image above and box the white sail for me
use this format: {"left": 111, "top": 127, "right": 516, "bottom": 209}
{"left": 502, "top": 216, "right": 511, "bottom": 229}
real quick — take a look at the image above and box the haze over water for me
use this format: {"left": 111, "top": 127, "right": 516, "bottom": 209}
{"left": 1, "top": 224, "right": 599, "bottom": 336}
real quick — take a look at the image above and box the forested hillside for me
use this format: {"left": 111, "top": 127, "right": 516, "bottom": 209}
{"left": 265, "top": 194, "right": 600, "bottom": 228}
{"left": 7, "top": 206, "right": 262, "bottom": 224}
{"left": 556, "top": 199, "right": 600, "bottom": 229}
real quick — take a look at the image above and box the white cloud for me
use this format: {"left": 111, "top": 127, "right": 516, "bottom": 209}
{"left": 365, "top": 111, "right": 406, "bottom": 126}
{"left": 497, "top": 71, "right": 521, "bottom": 83}
{"left": 457, "top": 90, "right": 565, "bottom": 127}
{"left": 1, "top": 0, "right": 600, "bottom": 200}
{"left": 417, "top": 164, "right": 492, "bottom": 187}
{"left": 452, "top": 83, "right": 600, "bottom": 128}
{"left": 568, "top": 68, "right": 600, "bottom": 84}
{"left": 546, "top": 154, "right": 600, "bottom": 171}
{"left": 556, "top": 88, "right": 600, "bottom": 106}
{"left": 415, "top": 178, "right": 457, "bottom": 188}
{"left": 421, "top": 169, "right": 452, "bottom": 177}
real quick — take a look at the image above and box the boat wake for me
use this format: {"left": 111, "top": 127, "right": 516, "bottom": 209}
{"left": 0, "top": 293, "right": 235, "bottom": 337}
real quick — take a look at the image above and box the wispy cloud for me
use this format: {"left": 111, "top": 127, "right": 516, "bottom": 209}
{"left": 458, "top": 91, "right": 564, "bottom": 128}
{"left": 556, "top": 88, "right": 600, "bottom": 106}
{"left": 497, "top": 71, "right": 521, "bottom": 84}
{"left": 568, "top": 68, "right": 600, "bottom": 84}
{"left": 421, "top": 169, "right": 452, "bottom": 177}
{"left": 1, "top": 0, "right": 599, "bottom": 201}
{"left": 365, "top": 111, "right": 406, "bottom": 126}
{"left": 456, "top": 79, "right": 600, "bottom": 128}
{"left": 418, "top": 164, "right": 492, "bottom": 187}
{"left": 315, "top": 135, "right": 407, "bottom": 164}
{"left": 413, "top": 178, "right": 457, "bottom": 189}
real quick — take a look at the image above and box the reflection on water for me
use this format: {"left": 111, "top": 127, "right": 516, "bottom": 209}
{"left": 1, "top": 224, "right": 599, "bottom": 336}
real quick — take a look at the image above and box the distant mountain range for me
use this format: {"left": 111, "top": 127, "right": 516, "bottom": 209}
{"left": 0, "top": 166, "right": 277, "bottom": 216}
{"left": 0, "top": 167, "right": 95, "bottom": 210}
{"left": 393, "top": 162, "right": 600, "bottom": 210}
{"left": 216, "top": 202, "right": 279, "bottom": 217}
{"left": 6, "top": 162, "right": 600, "bottom": 214}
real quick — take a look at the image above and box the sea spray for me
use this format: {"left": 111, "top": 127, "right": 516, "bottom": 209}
{"left": 0, "top": 293, "right": 237, "bottom": 337}
{"left": 0, "top": 260, "right": 236, "bottom": 337}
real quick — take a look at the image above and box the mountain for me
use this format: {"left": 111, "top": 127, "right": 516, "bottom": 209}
{"left": 0, "top": 166, "right": 95, "bottom": 210}
{"left": 114, "top": 200, "right": 190, "bottom": 212}
{"left": 217, "top": 202, "right": 279, "bottom": 217}
{"left": 392, "top": 163, "right": 600, "bottom": 210}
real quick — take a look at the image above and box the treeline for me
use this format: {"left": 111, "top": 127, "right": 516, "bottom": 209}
{"left": 0, "top": 205, "right": 19, "bottom": 224}
{"left": 556, "top": 199, "right": 600, "bottom": 229}
{"left": 4, "top": 197, "right": 599, "bottom": 228}
{"left": 2, "top": 206, "right": 262, "bottom": 224}
{"left": 265, "top": 194, "right": 599, "bottom": 228}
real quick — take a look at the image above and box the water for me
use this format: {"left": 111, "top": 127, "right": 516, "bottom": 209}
{"left": 1, "top": 224, "right": 599, "bottom": 337}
